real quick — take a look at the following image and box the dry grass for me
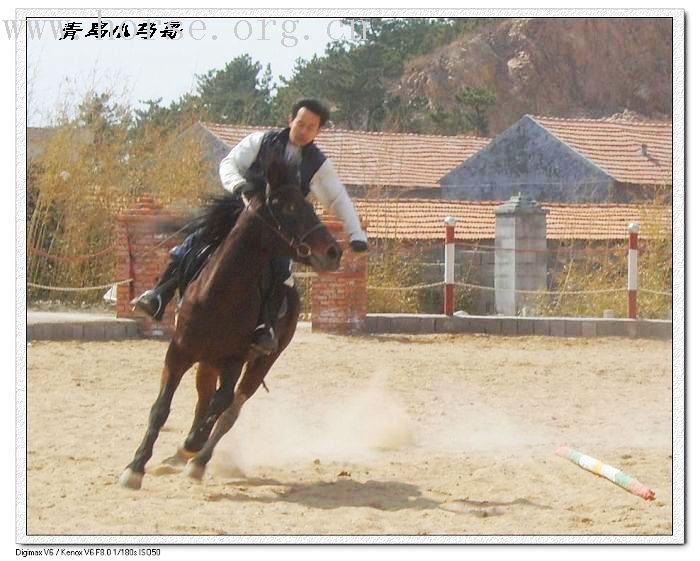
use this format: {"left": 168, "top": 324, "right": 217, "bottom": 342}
{"left": 538, "top": 204, "right": 671, "bottom": 319}
{"left": 367, "top": 239, "right": 424, "bottom": 313}
{"left": 28, "top": 94, "right": 210, "bottom": 303}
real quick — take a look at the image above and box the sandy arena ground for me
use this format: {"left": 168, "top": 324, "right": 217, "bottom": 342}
{"left": 25, "top": 326, "right": 673, "bottom": 537}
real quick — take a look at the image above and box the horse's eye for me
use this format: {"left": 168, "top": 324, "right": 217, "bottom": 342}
{"left": 284, "top": 203, "right": 296, "bottom": 215}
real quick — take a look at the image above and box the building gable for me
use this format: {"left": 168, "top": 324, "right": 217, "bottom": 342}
{"left": 440, "top": 116, "right": 614, "bottom": 203}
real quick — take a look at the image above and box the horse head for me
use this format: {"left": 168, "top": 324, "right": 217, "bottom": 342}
{"left": 246, "top": 159, "right": 342, "bottom": 273}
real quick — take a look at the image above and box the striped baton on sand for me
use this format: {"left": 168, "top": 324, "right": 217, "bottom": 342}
{"left": 556, "top": 446, "right": 655, "bottom": 501}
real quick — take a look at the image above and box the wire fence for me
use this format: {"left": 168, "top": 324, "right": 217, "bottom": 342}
{"left": 366, "top": 236, "right": 671, "bottom": 319}
{"left": 27, "top": 232, "right": 672, "bottom": 320}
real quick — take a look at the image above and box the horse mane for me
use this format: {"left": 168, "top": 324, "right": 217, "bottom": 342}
{"left": 183, "top": 157, "right": 298, "bottom": 254}
{"left": 183, "top": 170, "right": 266, "bottom": 248}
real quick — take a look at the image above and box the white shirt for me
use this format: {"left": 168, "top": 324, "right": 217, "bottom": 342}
{"left": 219, "top": 132, "right": 368, "bottom": 243}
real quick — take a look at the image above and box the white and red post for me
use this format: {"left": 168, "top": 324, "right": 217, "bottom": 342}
{"left": 628, "top": 222, "right": 640, "bottom": 319}
{"left": 444, "top": 216, "right": 457, "bottom": 316}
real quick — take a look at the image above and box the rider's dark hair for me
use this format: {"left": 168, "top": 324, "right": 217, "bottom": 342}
{"left": 290, "top": 98, "right": 330, "bottom": 127}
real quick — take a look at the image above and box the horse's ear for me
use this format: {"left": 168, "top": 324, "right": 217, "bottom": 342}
{"left": 242, "top": 169, "right": 266, "bottom": 198}
{"left": 265, "top": 159, "right": 288, "bottom": 192}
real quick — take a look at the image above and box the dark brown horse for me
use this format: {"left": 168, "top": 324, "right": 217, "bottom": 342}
{"left": 118, "top": 160, "right": 342, "bottom": 490}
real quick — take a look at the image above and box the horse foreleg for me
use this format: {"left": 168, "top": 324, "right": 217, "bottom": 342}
{"left": 118, "top": 343, "right": 193, "bottom": 490}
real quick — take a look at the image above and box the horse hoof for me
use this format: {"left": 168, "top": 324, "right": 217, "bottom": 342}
{"left": 162, "top": 455, "right": 186, "bottom": 467}
{"left": 118, "top": 468, "right": 143, "bottom": 490}
{"left": 185, "top": 460, "right": 206, "bottom": 481}
{"left": 162, "top": 447, "right": 195, "bottom": 467}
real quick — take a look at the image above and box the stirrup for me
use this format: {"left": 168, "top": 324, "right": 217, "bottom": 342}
{"left": 250, "top": 325, "right": 278, "bottom": 356}
{"left": 130, "top": 290, "right": 165, "bottom": 321}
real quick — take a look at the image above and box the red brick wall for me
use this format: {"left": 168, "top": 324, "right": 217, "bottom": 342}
{"left": 116, "top": 196, "right": 182, "bottom": 337}
{"left": 311, "top": 218, "right": 368, "bottom": 334}
{"left": 116, "top": 200, "right": 369, "bottom": 337}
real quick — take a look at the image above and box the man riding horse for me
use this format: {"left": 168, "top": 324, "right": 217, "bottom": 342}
{"left": 131, "top": 98, "right": 368, "bottom": 355}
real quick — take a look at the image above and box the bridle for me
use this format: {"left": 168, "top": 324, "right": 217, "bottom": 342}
{"left": 245, "top": 186, "right": 327, "bottom": 259}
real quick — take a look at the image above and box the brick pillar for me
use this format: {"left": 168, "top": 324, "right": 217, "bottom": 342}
{"left": 116, "top": 196, "right": 182, "bottom": 337}
{"left": 494, "top": 193, "right": 549, "bottom": 316}
{"left": 311, "top": 218, "right": 368, "bottom": 334}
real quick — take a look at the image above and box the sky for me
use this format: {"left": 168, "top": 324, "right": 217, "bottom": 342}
{"left": 26, "top": 17, "right": 362, "bottom": 126}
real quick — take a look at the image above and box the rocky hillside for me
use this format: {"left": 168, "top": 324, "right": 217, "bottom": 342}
{"left": 397, "top": 18, "right": 672, "bottom": 134}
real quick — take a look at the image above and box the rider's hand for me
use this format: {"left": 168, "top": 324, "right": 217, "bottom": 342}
{"left": 350, "top": 240, "right": 368, "bottom": 253}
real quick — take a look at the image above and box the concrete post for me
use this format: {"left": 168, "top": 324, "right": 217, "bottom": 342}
{"left": 494, "top": 193, "right": 549, "bottom": 316}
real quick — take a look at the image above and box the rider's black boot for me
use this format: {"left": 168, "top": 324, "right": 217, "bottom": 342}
{"left": 250, "top": 279, "right": 287, "bottom": 357}
{"left": 130, "top": 259, "right": 179, "bottom": 321}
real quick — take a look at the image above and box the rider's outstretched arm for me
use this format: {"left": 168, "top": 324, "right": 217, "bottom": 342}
{"left": 309, "top": 160, "right": 368, "bottom": 246}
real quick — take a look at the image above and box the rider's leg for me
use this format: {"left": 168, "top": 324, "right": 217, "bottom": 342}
{"left": 251, "top": 257, "right": 292, "bottom": 356}
{"left": 131, "top": 260, "right": 179, "bottom": 321}
{"left": 131, "top": 232, "right": 196, "bottom": 321}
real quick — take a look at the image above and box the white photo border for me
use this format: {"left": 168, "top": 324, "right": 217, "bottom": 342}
{"left": 15, "top": 7, "right": 685, "bottom": 545}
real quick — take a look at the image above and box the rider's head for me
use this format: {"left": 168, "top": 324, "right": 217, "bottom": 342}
{"left": 288, "top": 98, "right": 330, "bottom": 147}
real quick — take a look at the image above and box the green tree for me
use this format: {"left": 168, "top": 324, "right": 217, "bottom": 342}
{"left": 324, "top": 42, "right": 402, "bottom": 130}
{"left": 341, "top": 18, "right": 496, "bottom": 59}
{"left": 455, "top": 86, "right": 497, "bottom": 136}
{"left": 132, "top": 19, "right": 505, "bottom": 134}
{"left": 277, "top": 18, "right": 504, "bottom": 132}
{"left": 275, "top": 42, "right": 401, "bottom": 130}
{"left": 76, "top": 91, "right": 131, "bottom": 144}
{"left": 131, "top": 93, "right": 209, "bottom": 139}
{"left": 382, "top": 95, "right": 429, "bottom": 133}
{"left": 195, "top": 54, "right": 273, "bottom": 125}
{"left": 429, "top": 86, "right": 496, "bottom": 136}
{"left": 272, "top": 56, "right": 327, "bottom": 126}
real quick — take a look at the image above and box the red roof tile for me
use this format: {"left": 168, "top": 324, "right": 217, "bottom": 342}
{"left": 201, "top": 123, "right": 491, "bottom": 189}
{"left": 532, "top": 115, "right": 672, "bottom": 186}
{"left": 347, "top": 199, "right": 671, "bottom": 241}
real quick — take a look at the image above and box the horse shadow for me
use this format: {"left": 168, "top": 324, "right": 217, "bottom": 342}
{"left": 205, "top": 478, "right": 553, "bottom": 515}
{"left": 206, "top": 478, "right": 442, "bottom": 512}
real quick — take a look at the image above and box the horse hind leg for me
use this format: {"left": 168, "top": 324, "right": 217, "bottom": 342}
{"left": 184, "top": 359, "right": 243, "bottom": 481}
{"left": 118, "top": 343, "right": 193, "bottom": 490}
{"left": 162, "top": 362, "right": 219, "bottom": 467}
{"left": 186, "top": 289, "right": 300, "bottom": 482}
{"left": 185, "top": 337, "right": 295, "bottom": 482}
{"left": 184, "top": 389, "right": 249, "bottom": 481}
{"left": 163, "top": 360, "right": 239, "bottom": 465}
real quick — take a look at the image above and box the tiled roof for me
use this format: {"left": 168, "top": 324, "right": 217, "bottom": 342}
{"left": 531, "top": 115, "right": 672, "bottom": 186}
{"left": 347, "top": 199, "right": 671, "bottom": 241}
{"left": 201, "top": 123, "right": 491, "bottom": 189}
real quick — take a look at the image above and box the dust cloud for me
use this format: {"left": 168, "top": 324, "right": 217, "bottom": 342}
{"left": 211, "top": 373, "right": 552, "bottom": 477}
